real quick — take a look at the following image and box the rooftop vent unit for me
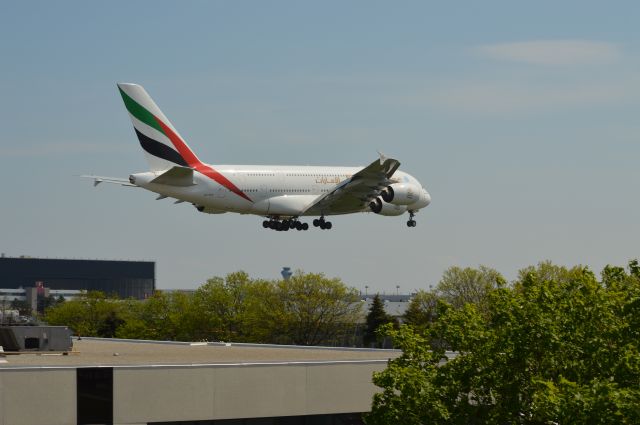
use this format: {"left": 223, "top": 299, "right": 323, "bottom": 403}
{"left": 0, "top": 326, "right": 72, "bottom": 352}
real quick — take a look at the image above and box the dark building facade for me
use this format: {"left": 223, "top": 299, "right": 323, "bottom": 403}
{"left": 0, "top": 257, "right": 155, "bottom": 299}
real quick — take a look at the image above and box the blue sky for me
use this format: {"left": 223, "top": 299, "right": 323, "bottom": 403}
{"left": 1, "top": 1, "right": 639, "bottom": 292}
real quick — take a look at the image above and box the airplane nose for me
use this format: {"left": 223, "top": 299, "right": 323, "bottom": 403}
{"left": 423, "top": 189, "right": 431, "bottom": 206}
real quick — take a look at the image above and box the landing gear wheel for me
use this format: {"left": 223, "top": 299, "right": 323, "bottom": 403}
{"left": 325, "top": 221, "right": 332, "bottom": 230}
{"left": 313, "top": 219, "right": 320, "bottom": 227}
{"left": 264, "top": 217, "right": 311, "bottom": 232}
{"left": 407, "top": 211, "right": 417, "bottom": 228}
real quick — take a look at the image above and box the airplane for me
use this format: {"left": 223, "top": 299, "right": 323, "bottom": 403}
{"left": 84, "top": 83, "right": 431, "bottom": 231}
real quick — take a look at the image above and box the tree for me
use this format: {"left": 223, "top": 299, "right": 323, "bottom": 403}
{"left": 516, "top": 260, "right": 586, "bottom": 286}
{"left": 364, "top": 294, "right": 395, "bottom": 348}
{"left": 436, "top": 265, "right": 503, "bottom": 316}
{"left": 38, "top": 294, "right": 62, "bottom": 314}
{"left": 267, "top": 271, "right": 361, "bottom": 346}
{"left": 366, "top": 324, "right": 452, "bottom": 424}
{"left": 42, "top": 270, "right": 365, "bottom": 347}
{"left": 45, "top": 291, "right": 131, "bottom": 337}
{"left": 116, "top": 291, "right": 201, "bottom": 341}
{"left": 190, "top": 270, "right": 361, "bottom": 345}
{"left": 366, "top": 261, "right": 640, "bottom": 424}
{"left": 192, "top": 271, "right": 273, "bottom": 342}
{"left": 403, "top": 290, "right": 439, "bottom": 329}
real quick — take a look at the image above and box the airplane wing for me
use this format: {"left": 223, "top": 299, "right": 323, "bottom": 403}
{"left": 302, "top": 153, "right": 400, "bottom": 216}
{"left": 81, "top": 175, "right": 137, "bottom": 187}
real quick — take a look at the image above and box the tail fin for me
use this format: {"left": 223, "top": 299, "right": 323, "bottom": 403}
{"left": 117, "top": 83, "right": 202, "bottom": 172}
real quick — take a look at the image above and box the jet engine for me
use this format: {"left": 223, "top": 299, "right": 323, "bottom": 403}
{"left": 380, "top": 183, "right": 418, "bottom": 205}
{"left": 195, "top": 205, "right": 226, "bottom": 214}
{"left": 369, "top": 197, "right": 407, "bottom": 216}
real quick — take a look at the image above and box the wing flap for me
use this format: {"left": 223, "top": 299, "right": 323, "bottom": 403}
{"left": 302, "top": 154, "right": 401, "bottom": 216}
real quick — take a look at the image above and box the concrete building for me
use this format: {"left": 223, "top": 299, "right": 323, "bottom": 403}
{"left": 0, "top": 257, "right": 155, "bottom": 300}
{"left": 0, "top": 338, "right": 399, "bottom": 425}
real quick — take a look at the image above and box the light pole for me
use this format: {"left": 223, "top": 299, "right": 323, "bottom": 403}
{"left": 365, "top": 285, "right": 369, "bottom": 296}
{"left": 396, "top": 285, "right": 400, "bottom": 296}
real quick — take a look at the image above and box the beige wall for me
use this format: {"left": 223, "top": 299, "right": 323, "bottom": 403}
{"left": 0, "top": 369, "right": 75, "bottom": 425}
{"left": 113, "top": 361, "right": 386, "bottom": 424}
{"left": 0, "top": 360, "right": 386, "bottom": 425}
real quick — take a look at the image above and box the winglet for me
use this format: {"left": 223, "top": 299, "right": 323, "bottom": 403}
{"left": 376, "top": 151, "right": 400, "bottom": 177}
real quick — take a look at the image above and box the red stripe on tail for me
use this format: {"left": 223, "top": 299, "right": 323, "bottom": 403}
{"left": 154, "top": 117, "right": 252, "bottom": 202}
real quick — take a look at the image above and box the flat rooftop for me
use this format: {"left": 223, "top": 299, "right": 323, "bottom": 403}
{"left": 0, "top": 338, "right": 400, "bottom": 368}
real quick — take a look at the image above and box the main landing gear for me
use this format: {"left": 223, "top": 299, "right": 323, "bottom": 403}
{"left": 407, "top": 211, "right": 417, "bottom": 227}
{"left": 312, "top": 216, "right": 332, "bottom": 230}
{"left": 262, "top": 218, "right": 309, "bottom": 231}
{"left": 261, "top": 216, "right": 334, "bottom": 231}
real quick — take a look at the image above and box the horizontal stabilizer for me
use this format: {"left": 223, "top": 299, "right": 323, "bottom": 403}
{"left": 150, "top": 166, "right": 196, "bottom": 187}
{"left": 81, "top": 175, "right": 136, "bottom": 187}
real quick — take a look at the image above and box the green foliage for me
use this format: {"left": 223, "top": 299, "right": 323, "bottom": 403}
{"left": 516, "top": 260, "right": 586, "bottom": 288}
{"left": 192, "top": 271, "right": 273, "bottom": 342}
{"left": 45, "top": 291, "right": 132, "bottom": 337}
{"left": 403, "top": 290, "right": 439, "bottom": 329}
{"left": 368, "top": 324, "right": 450, "bottom": 425}
{"left": 44, "top": 270, "right": 360, "bottom": 346}
{"left": 115, "top": 291, "right": 200, "bottom": 341}
{"left": 38, "top": 294, "right": 63, "bottom": 315}
{"left": 364, "top": 294, "right": 395, "bottom": 348}
{"left": 367, "top": 260, "right": 640, "bottom": 425}
{"left": 437, "top": 265, "right": 503, "bottom": 316}
{"left": 269, "top": 271, "right": 360, "bottom": 346}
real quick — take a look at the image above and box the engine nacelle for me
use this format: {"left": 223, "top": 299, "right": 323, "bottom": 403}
{"left": 381, "top": 183, "right": 419, "bottom": 206}
{"left": 195, "top": 205, "right": 226, "bottom": 214}
{"left": 369, "top": 197, "right": 407, "bottom": 216}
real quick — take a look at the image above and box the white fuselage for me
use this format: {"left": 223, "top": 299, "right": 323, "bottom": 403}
{"left": 130, "top": 164, "right": 431, "bottom": 218}
{"left": 92, "top": 83, "right": 432, "bottom": 230}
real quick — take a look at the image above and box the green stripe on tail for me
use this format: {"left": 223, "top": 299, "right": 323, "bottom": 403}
{"left": 118, "top": 88, "right": 165, "bottom": 134}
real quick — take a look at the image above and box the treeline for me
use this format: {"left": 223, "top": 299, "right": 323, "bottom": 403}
{"left": 45, "top": 271, "right": 361, "bottom": 346}
{"left": 366, "top": 260, "right": 640, "bottom": 425}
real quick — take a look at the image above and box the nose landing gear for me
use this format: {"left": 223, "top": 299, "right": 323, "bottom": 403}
{"left": 407, "top": 211, "right": 417, "bottom": 227}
